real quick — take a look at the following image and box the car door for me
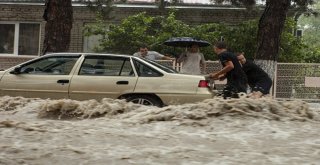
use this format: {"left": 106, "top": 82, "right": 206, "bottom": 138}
{"left": 0, "top": 54, "right": 80, "bottom": 99}
{"left": 69, "top": 55, "right": 138, "bottom": 101}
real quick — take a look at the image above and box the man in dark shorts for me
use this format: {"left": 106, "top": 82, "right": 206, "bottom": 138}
{"left": 209, "top": 42, "right": 248, "bottom": 99}
{"left": 237, "top": 52, "right": 272, "bottom": 98}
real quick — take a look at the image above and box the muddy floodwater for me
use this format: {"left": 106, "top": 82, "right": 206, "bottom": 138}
{"left": 0, "top": 96, "right": 319, "bottom": 165}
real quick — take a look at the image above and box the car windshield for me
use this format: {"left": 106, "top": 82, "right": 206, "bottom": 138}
{"left": 138, "top": 58, "right": 178, "bottom": 73}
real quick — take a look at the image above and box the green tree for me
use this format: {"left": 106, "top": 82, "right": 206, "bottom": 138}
{"left": 84, "top": 11, "right": 226, "bottom": 59}
{"left": 211, "top": 0, "right": 315, "bottom": 78}
{"left": 85, "top": 11, "right": 307, "bottom": 63}
{"left": 80, "top": 0, "right": 115, "bottom": 20}
{"left": 82, "top": 0, "right": 317, "bottom": 79}
{"left": 95, "top": 12, "right": 165, "bottom": 54}
{"left": 297, "top": 0, "right": 320, "bottom": 63}
{"left": 208, "top": 18, "right": 307, "bottom": 63}
{"left": 84, "top": 12, "right": 191, "bottom": 55}
{"left": 278, "top": 18, "right": 307, "bottom": 63}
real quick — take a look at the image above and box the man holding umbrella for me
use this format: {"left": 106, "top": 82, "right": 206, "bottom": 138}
{"left": 164, "top": 37, "right": 210, "bottom": 75}
{"left": 177, "top": 44, "right": 206, "bottom": 75}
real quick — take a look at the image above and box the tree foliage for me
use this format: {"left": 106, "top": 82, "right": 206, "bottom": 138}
{"left": 84, "top": 11, "right": 316, "bottom": 62}
{"left": 208, "top": 0, "right": 317, "bottom": 79}
{"left": 297, "top": 0, "right": 320, "bottom": 63}
{"left": 85, "top": 11, "right": 223, "bottom": 59}
{"left": 79, "top": 0, "right": 115, "bottom": 20}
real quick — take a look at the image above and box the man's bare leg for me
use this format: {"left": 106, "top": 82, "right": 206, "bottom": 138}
{"left": 250, "top": 91, "right": 263, "bottom": 98}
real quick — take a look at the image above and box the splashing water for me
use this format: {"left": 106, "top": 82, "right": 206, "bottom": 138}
{"left": 0, "top": 96, "right": 319, "bottom": 165}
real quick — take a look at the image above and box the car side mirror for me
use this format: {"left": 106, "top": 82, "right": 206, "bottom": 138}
{"left": 9, "top": 66, "right": 22, "bottom": 74}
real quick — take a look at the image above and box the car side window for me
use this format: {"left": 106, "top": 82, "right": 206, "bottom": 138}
{"left": 79, "top": 56, "right": 134, "bottom": 76}
{"left": 133, "top": 60, "right": 163, "bottom": 77}
{"left": 20, "top": 56, "right": 79, "bottom": 75}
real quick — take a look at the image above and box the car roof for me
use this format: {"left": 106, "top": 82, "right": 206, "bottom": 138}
{"left": 45, "top": 52, "right": 134, "bottom": 58}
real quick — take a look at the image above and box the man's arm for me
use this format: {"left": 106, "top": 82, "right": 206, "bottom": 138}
{"left": 152, "top": 51, "right": 173, "bottom": 60}
{"left": 177, "top": 53, "right": 186, "bottom": 63}
{"left": 161, "top": 55, "right": 175, "bottom": 61}
{"left": 209, "top": 60, "right": 234, "bottom": 79}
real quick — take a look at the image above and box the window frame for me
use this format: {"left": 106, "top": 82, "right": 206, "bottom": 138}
{"left": 132, "top": 58, "right": 164, "bottom": 77}
{"left": 0, "top": 21, "right": 41, "bottom": 56}
{"left": 79, "top": 55, "right": 134, "bottom": 77}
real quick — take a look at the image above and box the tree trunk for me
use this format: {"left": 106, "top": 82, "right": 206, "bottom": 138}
{"left": 42, "top": 0, "right": 73, "bottom": 55}
{"left": 254, "top": 0, "right": 291, "bottom": 79}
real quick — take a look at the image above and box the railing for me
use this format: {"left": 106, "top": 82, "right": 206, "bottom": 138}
{"left": 157, "top": 60, "right": 320, "bottom": 102}
{"left": 274, "top": 63, "right": 320, "bottom": 102}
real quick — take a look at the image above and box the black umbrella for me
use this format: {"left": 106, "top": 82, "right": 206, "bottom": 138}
{"left": 163, "top": 37, "right": 211, "bottom": 47}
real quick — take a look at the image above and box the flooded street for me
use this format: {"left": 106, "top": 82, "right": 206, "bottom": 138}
{"left": 1, "top": 96, "right": 320, "bottom": 165}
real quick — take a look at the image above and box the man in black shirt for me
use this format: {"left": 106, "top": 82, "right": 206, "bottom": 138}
{"left": 237, "top": 53, "right": 272, "bottom": 98}
{"left": 209, "top": 42, "right": 248, "bottom": 99}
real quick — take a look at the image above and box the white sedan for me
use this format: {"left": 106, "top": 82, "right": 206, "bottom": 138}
{"left": 0, "top": 53, "right": 215, "bottom": 107}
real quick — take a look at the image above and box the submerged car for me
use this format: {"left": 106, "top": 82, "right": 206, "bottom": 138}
{"left": 0, "top": 53, "right": 215, "bottom": 107}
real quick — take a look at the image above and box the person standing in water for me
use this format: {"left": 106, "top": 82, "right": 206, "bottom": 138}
{"left": 237, "top": 52, "right": 272, "bottom": 98}
{"left": 177, "top": 44, "right": 206, "bottom": 75}
{"left": 209, "top": 41, "right": 247, "bottom": 98}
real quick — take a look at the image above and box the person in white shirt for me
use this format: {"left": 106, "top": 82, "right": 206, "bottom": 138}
{"left": 177, "top": 44, "right": 206, "bottom": 75}
{"left": 133, "top": 45, "right": 175, "bottom": 61}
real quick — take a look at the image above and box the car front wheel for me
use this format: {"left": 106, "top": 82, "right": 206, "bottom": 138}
{"left": 126, "top": 95, "right": 163, "bottom": 107}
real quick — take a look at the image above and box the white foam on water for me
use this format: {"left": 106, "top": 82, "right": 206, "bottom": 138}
{"left": 0, "top": 96, "right": 319, "bottom": 164}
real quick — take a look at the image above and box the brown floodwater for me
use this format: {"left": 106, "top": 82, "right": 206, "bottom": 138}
{"left": 0, "top": 96, "right": 319, "bottom": 165}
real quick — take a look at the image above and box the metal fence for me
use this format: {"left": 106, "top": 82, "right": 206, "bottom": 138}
{"left": 274, "top": 63, "right": 320, "bottom": 102}
{"left": 157, "top": 60, "right": 320, "bottom": 102}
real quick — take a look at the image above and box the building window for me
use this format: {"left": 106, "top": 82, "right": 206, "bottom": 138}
{"left": 83, "top": 34, "right": 102, "bottom": 53}
{"left": 0, "top": 22, "right": 40, "bottom": 56}
{"left": 0, "top": 24, "right": 15, "bottom": 54}
{"left": 19, "top": 23, "right": 40, "bottom": 55}
{"left": 83, "top": 22, "right": 108, "bottom": 53}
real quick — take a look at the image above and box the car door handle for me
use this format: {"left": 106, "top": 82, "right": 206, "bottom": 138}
{"left": 116, "top": 81, "right": 128, "bottom": 85}
{"left": 57, "top": 79, "right": 70, "bottom": 84}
